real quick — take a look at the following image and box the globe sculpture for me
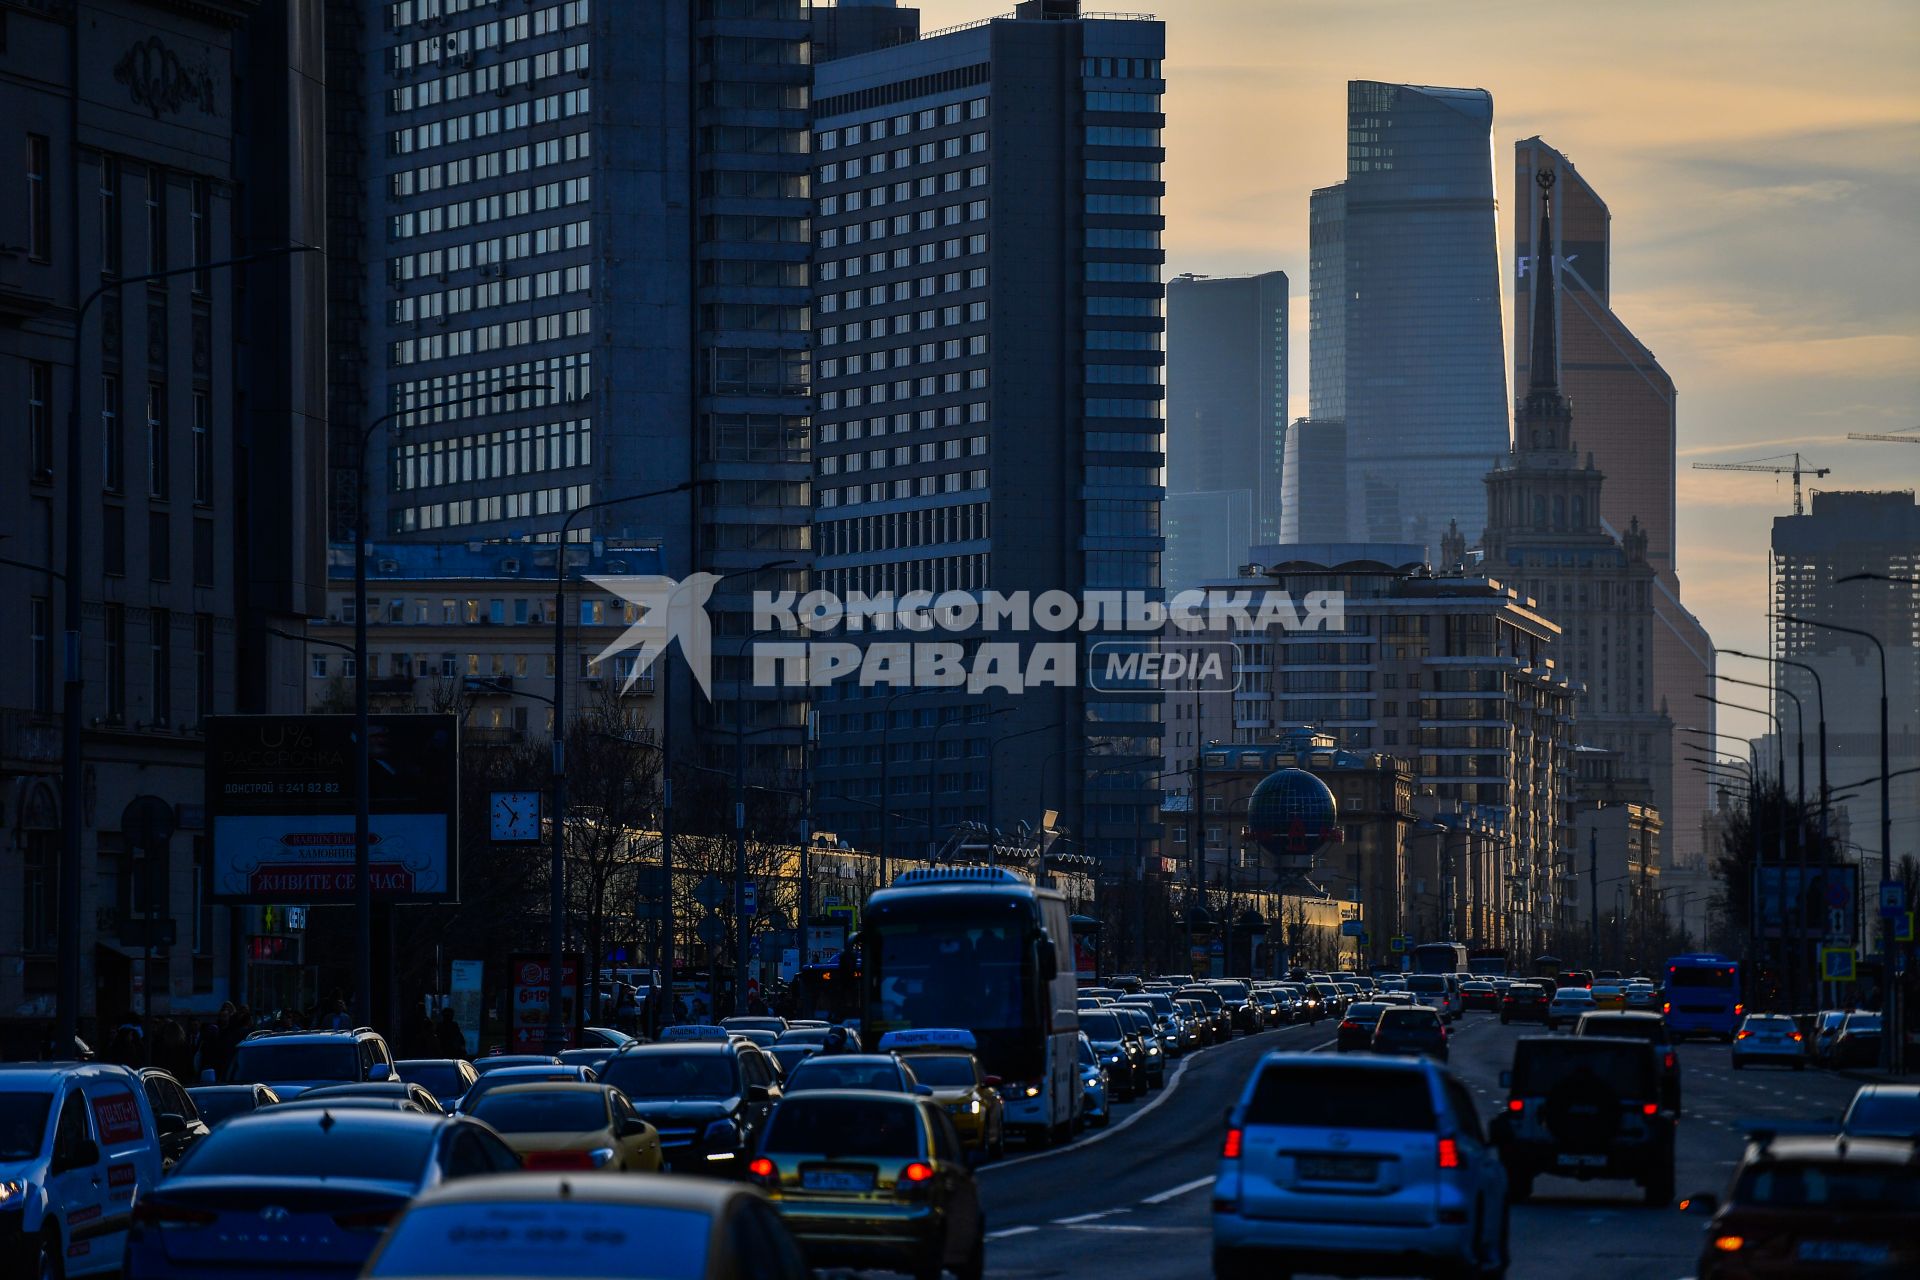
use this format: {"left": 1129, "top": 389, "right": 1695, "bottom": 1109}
{"left": 1245, "top": 768, "right": 1341, "bottom": 870}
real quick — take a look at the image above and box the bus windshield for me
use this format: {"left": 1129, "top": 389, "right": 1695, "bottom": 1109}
{"left": 1411, "top": 943, "right": 1467, "bottom": 974}
{"left": 1666, "top": 965, "right": 1735, "bottom": 988}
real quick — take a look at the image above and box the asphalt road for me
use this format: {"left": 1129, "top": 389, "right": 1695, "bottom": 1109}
{"left": 951, "top": 1013, "right": 1869, "bottom": 1280}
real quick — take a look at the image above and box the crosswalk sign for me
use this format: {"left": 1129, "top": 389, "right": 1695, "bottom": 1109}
{"left": 1389, "top": 935, "right": 1407, "bottom": 953}
{"left": 1897, "top": 911, "right": 1916, "bottom": 944}
{"left": 1820, "top": 946, "right": 1857, "bottom": 982}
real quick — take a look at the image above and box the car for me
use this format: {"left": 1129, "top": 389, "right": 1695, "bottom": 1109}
{"left": 136, "top": 1067, "right": 212, "bottom": 1169}
{"left": 393, "top": 1058, "right": 478, "bottom": 1111}
{"left": 1841, "top": 1084, "right": 1920, "bottom": 1140}
{"left": 877, "top": 1032, "right": 1007, "bottom": 1161}
{"left": 1077, "top": 1009, "right": 1147, "bottom": 1099}
{"left": 1590, "top": 982, "right": 1628, "bottom": 1011}
{"left": 721, "top": 1016, "right": 790, "bottom": 1038}
{"left": 294, "top": 1080, "right": 447, "bottom": 1113}
{"left": 750, "top": 1089, "right": 986, "bottom": 1280}
{"left": 471, "top": 1053, "right": 564, "bottom": 1075}
{"left": 1556, "top": 970, "right": 1595, "bottom": 991}
{"left": 466, "top": 1082, "right": 661, "bottom": 1171}
{"left": 1116, "top": 993, "right": 1187, "bottom": 1051}
{"left": 1208, "top": 980, "right": 1264, "bottom": 1034}
{"left": 1490, "top": 1035, "right": 1676, "bottom": 1206}
{"left": 1310, "top": 981, "right": 1350, "bottom": 1019}
{"left": 576, "top": 1025, "right": 639, "bottom": 1050}
{"left": 1546, "top": 986, "right": 1597, "bottom": 1029}
{"left": 1175, "top": 997, "right": 1217, "bottom": 1043}
{"left": 1830, "top": 1011, "right": 1884, "bottom": 1067}
{"left": 360, "top": 1170, "right": 811, "bottom": 1279}
{"left": 782, "top": 1053, "right": 924, "bottom": 1096}
{"left": 771, "top": 1025, "right": 863, "bottom": 1054}
{"left": 727, "top": 1028, "right": 781, "bottom": 1049}
{"left": 1371, "top": 1006, "right": 1450, "bottom": 1061}
{"left": 1110, "top": 1006, "right": 1167, "bottom": 1086}
{"left": 1810, "top": 1009, "right": 1851, "bottom": 1065}
{"left": 0, "top": 1061, "right": 169, "bottom": 1277}
{"left": 186, "top": 1083, "right": 282, "bottom": 1128}
{"left": 1683, "top": 1134, "right": 1920, "bottom": 1279}
{"left": 558, "top": 1046, "right": 618, "bottom": 1073}
{"left": 1623, "top": 983, "right": 1659, "bottom": 1011}
{"left": 596, "top": 1040, "right": 782, "bottom": 1175}
{"left": 1461, "top": 981, "right": 1501, "bottom": 1013}
{"left": 1075, "top": 1033, "right": 1111, "bottom": 1130}
{"left": 1403, "top": 973, "right": 1459, "bottom": 1023}
{"left": 121, "top": 1107, "right": 520, "bottom": 1279}
{"left": 1500, "top": 982, "right": 1551, "bottom": 1024}
{"left": 1335, "top": 1001, "right": 1390, "bottom": 1052}
{"left": 1177, "top": 986, "right": 1235, "bottom": 1040}
{"left": 455, "top": 1063, "right": 598, "bottom": 1113}
{"left": 1574, "top": 1011, "right": 1683, "bottom": 1113}
{"left": 221, "top": 1027, "right": 398, "bottom": 1100}
{"left": 1213, "top": 1052, "right": 1509, "bottom": 1280}
{"left": 1732, "top": 1013, "right": 1807, "bottom": 1070}
{"left": 768, "top": 1042, "right": 816, "bottom": 1079}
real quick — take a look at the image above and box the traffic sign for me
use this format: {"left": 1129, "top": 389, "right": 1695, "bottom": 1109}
{"left": 1389, "top": 935, "right": 1408, "bottom": 954}
{"left": 1820, "top": 946, "right": 1857, "bottom": 982}
{"left": 694, "top": 875, "right": 727, "bottom": 910}
{"left": 1896, "top": 911, "right": 1916, "bottom": 944}
{"left": 1880, "top": 883, "right": 1906, "bottom": 918}
{"left": 695, "top": 916, "right": 728, "bottom": 945}
{"left": 743, "top": 884, "right": 758, "bottom": 916}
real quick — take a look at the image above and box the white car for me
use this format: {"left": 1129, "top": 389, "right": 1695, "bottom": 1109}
{"left": 1546, "top": 987, "right": 1596, "bottom": 1029}
{"left": 1731, "top": 1013, "right": 1806, "bottom": 1070}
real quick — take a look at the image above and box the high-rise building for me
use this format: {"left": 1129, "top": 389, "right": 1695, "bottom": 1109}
{"left": 1162, "top": 490, "right": 1251, "bottom": 594}
{"left": 1511, "top": 140, "right": 1711, "bottom": 873}
{"left": 348, "top": 0, "right": 816, "bottom": 766}
{"left": 1307, "top": 183, "right": 1345, "bottom": 421}
{"left": 1334, "top": 82, "right": 1509, "bottom": 559}
{"left": 808, "top": 2, "right": 1167, "bottom": 867}
{"left": 813, "top": 0, "right": 921, "bottom": 63}
{"left": 0, "top": 0, "right": 326, "bottom": 1045}
{"left": 1165, "top": 271, "right": 1289, "bottom": 554}
{"left": 1280, "top": 417, "right": 1348, "bottom": 543}
{"left": 1773, "top": 490, "right": 1920, "bottom": 893}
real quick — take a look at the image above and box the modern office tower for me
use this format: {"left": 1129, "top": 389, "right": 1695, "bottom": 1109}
{"left": 1166, "top": 271, "right": 1289, "bottom": 553}
{"left": 1280, "top": 417, "right": 1348, "bottom": 543}
{"left": 1773, "top": 490, "right": 1920, "bottom": 891}
{"left": 1307, "top": 184, "right": 1345, "bottom": 421}
{"left": 1335, "top": 81, "right": 1509, "bottom": 559}
{"left": 1163, "top": 491, "right": 1252, "bottom": 593}
{"left": 0, "top": 1, "right": 326, "bottom": 1041}
{"left": 813, "top": 0, "right": 921, "bottom": 63}
{"left": 809, "top": 2, "right": 1167, "bottom": 868}
{"left": 1483, "top": 167, "right": 1674, "bottom": 867}
{"left": 353, "top": 1, "right": 815, "bottom": 766}
{"left": 1511, "top": 140, "right": 1712, "bottom": 872}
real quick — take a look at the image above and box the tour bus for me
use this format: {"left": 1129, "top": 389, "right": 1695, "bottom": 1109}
{"left": 1410, "top": 941, "right": 1470, "bottom": 975}
{"left": 1466, "top": 948, "right": 1510, "bottom": 978}
{"left": 861, "top": 865, "right": 1080, "bottom": 1145}
{"left": 1662, "top": 953, "right": 1743, "bottom": 1040}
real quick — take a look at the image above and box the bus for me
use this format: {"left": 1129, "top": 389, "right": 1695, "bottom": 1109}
{"left": 1466, "top": 948, "right": 1510, "bottom": 978}
{"left": 1411, "top": 941, "right": 1470, "bottom": 975}
{"left": 791, "top": 955, "right": 861, "bottom": 1025}
{"left": 1663, "top": 953, "right": 1743, "bottom": 1041}
{"left": 861, "top": 866, "right": 1079, "bottom": 1145}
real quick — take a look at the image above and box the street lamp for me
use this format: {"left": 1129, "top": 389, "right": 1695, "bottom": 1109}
{"left": 1722, "top": 648, "right": 1829, "bottom": 842}
{"left": 55, "top": 242, "right": 319, "bottom": 1052}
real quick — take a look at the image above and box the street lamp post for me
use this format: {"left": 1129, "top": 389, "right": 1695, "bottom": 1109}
{"left": 1714, "top": 670, "right": 1810, "bottom": 1009}
{"left": 55, "top": 243, "right": 318, "bottom": 1052}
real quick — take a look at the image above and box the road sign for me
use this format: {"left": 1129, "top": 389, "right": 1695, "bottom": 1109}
{"left": 694, "top": 875, "right": 727, "bottom": 911}
{"left": 1359, "top": 931, "right": 1370, "bottom": 947}
{"left": 742, "top": 883, "right": 758, "bottom": 916}
{"left": 1340, "top": 919, "right": 1365, "bottom": 937}
{"left": 636, "top": 867, "right": 669, "bottom": 922}
{"left": 1897, "top": 911, "right": 1916, "bottom": 944}
{"left": 696, "top": 916, "right": 728, "bottom": 945}
{"left": 1820, "top": 946, "right": 1857, "bottom": 983}
{"left": 1389, "top": 935, "right": 1408, "bottom": 954}
{"left": 1880, "top": 883, "right": 1906, "bottom": 918}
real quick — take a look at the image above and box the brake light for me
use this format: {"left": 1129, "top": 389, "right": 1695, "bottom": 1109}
{"left": 1663, "top": 1052, "right": 1676, "bottom": 1071}
{"left": 332, "top": 1208, "right": 399, "bottom": 1232}
{"left": 747, "top": 1157, "right": 777, "bottom": 1184}
{"left": 1642, "top": 1103, "right": 1659, "bottom": 1116}
{"left": 1712, "top": 1235, "right": 1744, "bottom": 1253}
{"left": 1436, "top": 1137, "right": 1461, "bottom": 1169}
{"left": 1662, "top": 1002, "right": 1671, "bottom": 1015}
{"left": 523, "top": 1151, "right": 594, "bottom": 1171}
{"left": 1507, "top": 1098, "right": 1524, "bottom": 1112}
{"left": 1733, "top": 1004, "right": 1744, "bottom": 1017}
{"left": 1790, "top": 1032, "right": 1803, "bottom": 1042}
{"left": 1221, "top": 1127, "right": 1243, "bottom": 1160}
{"left": 131, "top": 1201, "right": 218, "bottom": 1228}
{"left": 1338, "top": 1020, "right": 1357, "bottom": 1031}
{"left": 902, "top": 1161, "right": 935, "bottom": 1183}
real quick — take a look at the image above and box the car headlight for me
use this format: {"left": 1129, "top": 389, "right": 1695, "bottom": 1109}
{"left": 1103, "top": 1054, "right": 1121, "bottom": 1065}
{"left": 589, "top": 1147, "right": 616, "bottom": 1168}
{"left": 702, "top": 1118, "right": 739, "bottom": 1145}
{"left": 967, "top": 1098, "right": 982, "bottom": 1115}
{"left": 0, "top": 1180, "right": 24, "bottom": 1207}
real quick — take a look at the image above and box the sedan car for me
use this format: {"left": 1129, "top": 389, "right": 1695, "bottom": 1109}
{"left": 187, "top": 1082, "right": 282, "bottom": 1127}
{"left": 122, "top": 1108, "right": 521, "bottom": 1279}
{"left": 361, "top": 1172, "right": 811, "bottom": 1279}
{"left": 1546, "top": 986, "right": 1597, "bottom": 1029}
{"left": 1500, "top": 982, "right": 1551, "bottom": 1024}
{"left": 1590, "top": 982, "right": 1628, "bottom": 1011}
{"left": 1335, "top": 1002, "right": 1390, "bottom": 1052}
{"left": 1732, "top": 1013, "right": 1806, "bottom": 1070}
{"left": 1623, "top": 983, "right": 1659, "bottom": 1011}
{"left": 467, "top": 1082, "right": 661, "bottom": 1171}
{"left": 782, "top": 1054, "right": 924, "bottom": 1096}
{"left": 751, "top": 1090, "right": 985, "bottom": 1280}
{"left": 456, "top": 1063, "right": 598, "bottom": 1112}
{"left": 1078, "top": 1009, "right": 1147, "bottom": 1099}
{"left": 293, "top": 1080, "right": 446, "bottom": 1113}
{"left": 1371, "top": 1007, "right": 1449, "bottom": 1061}
{"left": 882, "top": 1047, "right": 1005, "bottom": 1159}
{"left": 394, "top": 1058, "right": 478, "bottom": 1111}
{"left": 1460, "top": 981, "right": 1500, "bottom": 1013}
{"left": 471, "top": 1054, "right": 564, "bottom": 1076}
{"left": 1830, "top": 1011, "right": 1884, "bottom": 1067}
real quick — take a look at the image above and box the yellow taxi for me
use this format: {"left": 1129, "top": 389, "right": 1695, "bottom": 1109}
{"left": 878, "top": 1029, "right": 1006, "bottom": 1161}
{"left": 466, "top": 1082, "right": 663, "bottom": 1172}
{"left": 750, "top": 1089, "right": 985, "bottom": 1280}
{"left": 1590, "top": 982, "right": 1628, "bottom": 1010}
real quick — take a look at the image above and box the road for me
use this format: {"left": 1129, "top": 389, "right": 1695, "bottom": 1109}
{"left": 963, "top": 1014, "right": 1866, "bottom": 1280}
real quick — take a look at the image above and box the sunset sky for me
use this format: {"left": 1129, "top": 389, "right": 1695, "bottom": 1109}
{"left": 910, "top": 0, "right": 1920, "bottom": 743}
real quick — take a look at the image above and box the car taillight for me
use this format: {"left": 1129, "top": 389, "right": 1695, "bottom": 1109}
{"left": 1662, "top": 1002, "right": 1671, "bottom": 1014}
{"left": 1790, "top": 1032, "right": 1803, "bottom": 1042}
{"left": 131, "top": 1201, "right": 217, "bottom": 1228}
{"left": 1436, "top": 1137, "right": 1461, "bottom": 1169}
{"left": 1663, "top": 1051, "right": 1676, "bottom": 1070}
{"left": 332, "top": 1208, "right": 399, "bottom": 1232}
{"left": 1736, "top": 1030, "right": 1751, "bottom": 1040}
{"left": 747, "top": 1157, "right": 777, "bottom": 1185}
{"left": 1712, "top": 1235, "right": 1744, "bottom": 1253}
{"left": 1221, "top": 1127, "right": 1243, "bottom": 1160}
{"left": 1507, "top": 1098, "right": 1524, "bottom": 1112}
{"left": 1642, "top": 1103, "right": 1659, "bottom": 1116}
{"left": 1733, "top": 1003, "right": 1744, "bottom": 1017}
{"left": 1338, "top": 1020, "right": 1357, "bottom": 1031}
{"left": 524, "top": 1151, "right": 595, "bottom": 1171}
{"left": 902, "top": 1162, "right": 934, "bottom": 1183}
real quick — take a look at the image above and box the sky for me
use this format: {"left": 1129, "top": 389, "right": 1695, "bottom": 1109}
{"left": 908, "top": 0, "right": 1920, "bottom": 744}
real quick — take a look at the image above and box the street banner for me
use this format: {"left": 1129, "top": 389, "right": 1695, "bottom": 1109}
{"left": 450, "top": 960, "right": 484, "bottom": 1057}
{"left": 509, "top": 953, "right": 582, "bottom": 1052}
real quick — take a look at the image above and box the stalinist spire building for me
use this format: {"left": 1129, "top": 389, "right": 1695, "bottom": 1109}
{"left": 1481, "top": 170, "right": 1674, "bottom": 879}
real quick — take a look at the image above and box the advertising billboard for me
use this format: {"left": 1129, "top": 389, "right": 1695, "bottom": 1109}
{"left": 509, "top": 953, "right": 582, "bottom": 1052}
{"left": 205, "top": 714, "right": 459, "bottom": 903}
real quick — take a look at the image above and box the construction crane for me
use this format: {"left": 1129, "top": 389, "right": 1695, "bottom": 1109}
{"left": 1847, "top": 426, "right": 1920, "bottom": 445}
{"left": 1692, "top": 451, "right": 1831, "bottom": 516}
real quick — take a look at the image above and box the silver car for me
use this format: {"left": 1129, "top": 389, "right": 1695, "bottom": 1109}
{"left": 1213, "top": 1052, "right": 1508, "bottom": 1280}
{"left": 1075, "top": 1032, "right": 1111, "bottom": 1129}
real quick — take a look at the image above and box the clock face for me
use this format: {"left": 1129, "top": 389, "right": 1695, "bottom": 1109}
{"left": 490, "top": 790, "right": 541, "bottom": 842}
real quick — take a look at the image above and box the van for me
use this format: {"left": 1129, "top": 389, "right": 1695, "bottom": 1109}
{"left": 0, "top": 1061, "right": 167, "bottom": 1276}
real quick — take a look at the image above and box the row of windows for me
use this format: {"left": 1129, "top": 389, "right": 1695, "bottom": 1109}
{"left": 1081, "top": 57, "right": 1163, "bottom": 80}
{"left": 819, "top": 268, "right": 988, "bottom": 315}
{"left": 1085, "top": 363, "right": 1162, "bottom": 385}
{"left": 814, "top": 63, "right": 991, "bottom": 121}
{"left": 817, "top": 367, "right": 987, "bottom": 411}
{"left": 817, "top": 232, "right": 985, "bottom": 282}
{"left": 817, "top": 170, "right": 989, "bottom": 243}
{"left": 1085, "top": 192, "right": 1161, "bottom": 216}
{"left": 390, "top": 175, "right": 590, "bottom": 241}
{"left": 1086, "top": 159, "right": 1161, "bottom": 182}
{"left": 391, "top": 263, "right": 590, "bottom": 324}
{"left": 1085, "top": 90, "right": 1162, "bottom": 113}
{"left": 817, "top": 470, "right": 989, "bottom": 509}
{"left": 391, "top": 307, "right": 591, "bottom": 367}
{"left": 817, "top": 502, "right": 988, "bottom": 558}
{"left": 817, "top": 336, "right": 988, "bottom": 382}
{"left": 28, "top": 603, "right": 216, "bottom": 726}
{"left": 388, "top": 42, "right": 589, "bottom": 117}
{"left": 1087, "top": 431, "right": 1162, "bottom": 453}
{"left": 1086, "top": 261, "right": 1159, "bottom": 283}
{"left": 394, "top": 418, "right": 593, "bottom": 492}
{"left": 27, "top": 368, "right": 216, "bottom": 505}
{"left": 816, "top": 99, "right": 988, "bottom": 152}
{"left": 818, "top": 194, "right": 985, "bottom": 230}
{"left": 390, "top": 218, "right": 591, "bottom": 284}
{"left": 390, "top": 131, "right": 588, "bottom": 198}
{"left": 394, "top": 482, "right": 591, "bottom": 533}
{"left": 389, "top": 86, "right": 590, "bottom": 157}
{"left": 817, "top": 301, "right": 987, "bottom": 348}
{"left": 1086, "top": 227, "right": 1161, "bottom": 250}
{"left": 817, "top": 132, "right": 987, "bottom": 186}
{"left": 1086, "top": 329, "right": 1163, "bottom": 351}
{"left": 818, "top": 435, "right": 986, "bottom": 475}
{"left": 1086, "top": 294, "right": 1162, "bottom": 317}
{"left": 820, "top": 402, "right": 988, "bottom": 443}
{"left": 394, "top": 351, "right": 592, "bottom": 430}
{"left": 390, "top": 1, "right": 588, "bottom": 60}
{"left": 815, "top": 553, "right": 990, "bottom": 601}
{"left": 1085, "top": 126, "right": 1162, "bottom": 149}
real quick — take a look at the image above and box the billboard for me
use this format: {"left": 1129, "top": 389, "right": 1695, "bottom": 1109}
{"left": 1756, "top": 865, "right": 1858, "bottom": 942}
{"left": 206, "top": 714, "right": 459, "bottom": 903}
{"left": 509, "top": 953, "right": 582, "bottom": 1052}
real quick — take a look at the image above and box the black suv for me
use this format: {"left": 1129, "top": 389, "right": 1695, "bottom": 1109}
{"left": 596, "top": 1038, "right": 782, "bottom": 1174}
{"left": 1573, "top": 1010, "right": 1682, "bottom": 1114}
{"left": 223, "top": 1026, "right": 398, "bottom": 1100}
{"left": 1489, "top": 1035, "right": 1676, "bottom": 1206}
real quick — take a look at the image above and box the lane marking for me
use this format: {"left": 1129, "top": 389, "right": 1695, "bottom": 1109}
{"left": 1053, "top": 1208, "right": 1130, "bottom": 1225}
{"left": 1141, "top": 1175, "right": 1215, "bottom": 1205}
{"left": 985, "top": 1225, "right": 1038, "bottom": 1241}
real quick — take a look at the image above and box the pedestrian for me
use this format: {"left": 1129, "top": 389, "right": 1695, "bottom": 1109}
{"left": 435, "top": 1007, "right": 468, "bottom": 1060}
{"left": 323, "top": 997, "right": 352, "bottom": 1030}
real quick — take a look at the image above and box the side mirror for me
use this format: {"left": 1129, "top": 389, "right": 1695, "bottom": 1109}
{"left": 619, "top": 1116, "right": 649, "bottom": 1138}
{"left": 745, "top": 1083, "right": 772, "bottom": 1104}
{"left": 367, "top": 1062, "right": 394, "bottom": 1082}
{"left": 1037, "top": 935, "right": 1060, "bottom": 983}
{"left": 1677, "top": 1193, "right": 1718, "bottom": 1216}
{"left": 1498, "top": 1070, "right": 1512, "bottom": 1089}
{"left": 157, "top": 1113, "right": 186, "bottom": 1138}
{"left": 913, "top": 1083, "right": 935, "bottom": 1097}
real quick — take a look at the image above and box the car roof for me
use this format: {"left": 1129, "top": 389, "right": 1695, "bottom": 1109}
{"left": 397, "top": 1058, "right": 471, "bottom": 1068}
{"left": 477, "top": 1065, "right": 590, "bottom": 1077}
{"left": 1758, "top": 1135, "right": 1920, "bottom": 1165}
{"left": 615, "top": 1041, "right": 739, "bottom": 1056}
{"left": 0, "top": 1061, "right": 142, "bottom": 1088}
{"left": 405, "top": 1170, "right": 753, "bottom": 1211}
{"left": 473, "top": 1082, "right": 613, "bottom": 1101}
{"left": 791, "top": 1054, "right": 900, "bottom": 1069}
{"left": 774, "top": 1087, "right": 922, "bottom": 1109}
{"left": 1582, "top": 1010, "right": 1662, "bottom": 1022}
{"left": 217, "top": 1106, "right": 450, "bottom": 1133}
{"left": 1852, "top": 1084, "right": 1920, "bottom": 1101}
{"left": 240, "top": 1028, "right": 375, "bottom": 1043}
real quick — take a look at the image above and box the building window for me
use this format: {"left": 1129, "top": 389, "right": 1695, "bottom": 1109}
{"left": 27, "top": 134, "right": 51, "bottom": 261}
{"left": 193, "top": 518, "right": 214, "bottom": 587}
{"left": 310, "top": 653, "right": 328, "bottom": 679}
{"left": 146, "top": 384, "right": 168, "bottom": 498}
{"left": 146, "top": 168, "right": 166, "bottom": 274}
{"left": 30, "top": 597, "right": 52, "bottom": 714}
{"left": 28, "top": 360, "right": 53, "bottom": 478}
{"left": 191, "top": 391, "right": 212, "bottom": 503}
{"left": 102, "top": 505, "right": 125, "bottom": 576}
{"left": 23, "top": 832, "right": 56, "bottom": 953}
{"left": 149, "top": 511, "right": 171, "bottom": 581}
{"left": 194, "top": 614, "right": 214, "bottom": 721}
{"left": 105, "top": 604, "right": 126, "bottom": 720}
{"left": 101, "top": 374, "right": 122, "bottom": 492}
{"left": 98, "top": 155, "right": 121, "bottom": 277}
{"left": 190, "top": 178, "right": 211, "bottom": 294}
{"left": 150, "top": 608, "right": 172, "bottom": 725}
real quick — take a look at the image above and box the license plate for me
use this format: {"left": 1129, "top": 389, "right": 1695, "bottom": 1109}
{"left": 1297, "top": 1156, "right": 1376, "bottom": 1182}
{"left": 1555, "top": 1153, "right": 1607, "bottom": 1168}
{"left": 802, "top": 1167, "right": 875, "bottom": 1192}
{"left": 1796, "top": 1240, "right": 1889, "bottom": 1263}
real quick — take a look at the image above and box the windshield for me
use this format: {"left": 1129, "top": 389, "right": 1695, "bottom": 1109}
{"left": 1513, "top": 1042, "right": 1654, "bottom": 1096}
{"left": 470, "top": 1091, "right": 609, "bottom": 1135}
{"left": 1734, "top": 1162, "right": 1920, "bottom": 1210}
{"left": 189, "top": 1089, "right": 263, "bottom": 1127}
{"left": 1246, "top": 1066, "right": 1434, "bottom": 1131}
{"left": 368, "top": 1202, "right": 709, "bottom": 1279}
{"left": 1578, "top": 1017, "right": 1663, "bottom": 1042}
{"left": 905, "top": 1056, "right": 977, "bottom": 1087}
{"left": 785, "top": 1061, "right": 905, "bottom": 1093}
{"left": 599, "top": 1054, "right": 738, "bottom": 1102}
{"left": 1077, "top": 1011, "right": 1127, "bottom": 1042}
{"left": 1406, "top": 975, "right": 1446, "bottom": 994}
{"left": 1666, "top": 965, "right": 1735, "bottom": 989}
{"left": 396, "top": 1063, "right": 468, "bottom": 1099}
{"left": 764, "top": 1098, "right": 923, "bottom": 1157}
{"left": 229, "top": 1043, "right": 361, "bottom": 1085}
{"left": 869, "top": 915, "right": 1030, "bottom": 1035}
{"left": 180, "top": 1120, "right": 433, "bottom": 1181}
{"left": 1845, "top": 1093, "right": 1920, "bottom": 1135}
{"left": 1211, "top": 983, "right": 1249, "bottom": 1001}
{"left": 1379, "top": 1009, "right": 1439, "bottom": 1029}
{"left": 0, "top": 1092, "right": 52, "bottom": 1160}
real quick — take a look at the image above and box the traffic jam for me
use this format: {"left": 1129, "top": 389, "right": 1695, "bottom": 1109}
{"left": 4, "top": 874, "right": 1915, "bottom": 1280}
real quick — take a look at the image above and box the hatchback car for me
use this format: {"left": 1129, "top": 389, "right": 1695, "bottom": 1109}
{"left": 467, "top": 1082, "right": 661, "bottom": 1171}
{"left": 1372, "top": 1006, "right": 1450, "bottom": 1061}
{"left": 1546, "top": 987, "right": 1597, "bottom": 1029}
{"left": 1830, "top": 1011, "right": 1883, "bottom": 1067}
{"left": 752, "top": 1090, "right": 985, "bottom": 1280}
{"left": 1335, "top": 1001, "right": 1390, "bottom": 1052}
{"left": 1732, "top": 1013, "right": 1806, "bottom": 1070}
{"left": 1213, "top": 1053, "right": 1508, "bottom": 1280}
{"left": 781, "top": 1053, "right": 924, "bottom": 1096}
